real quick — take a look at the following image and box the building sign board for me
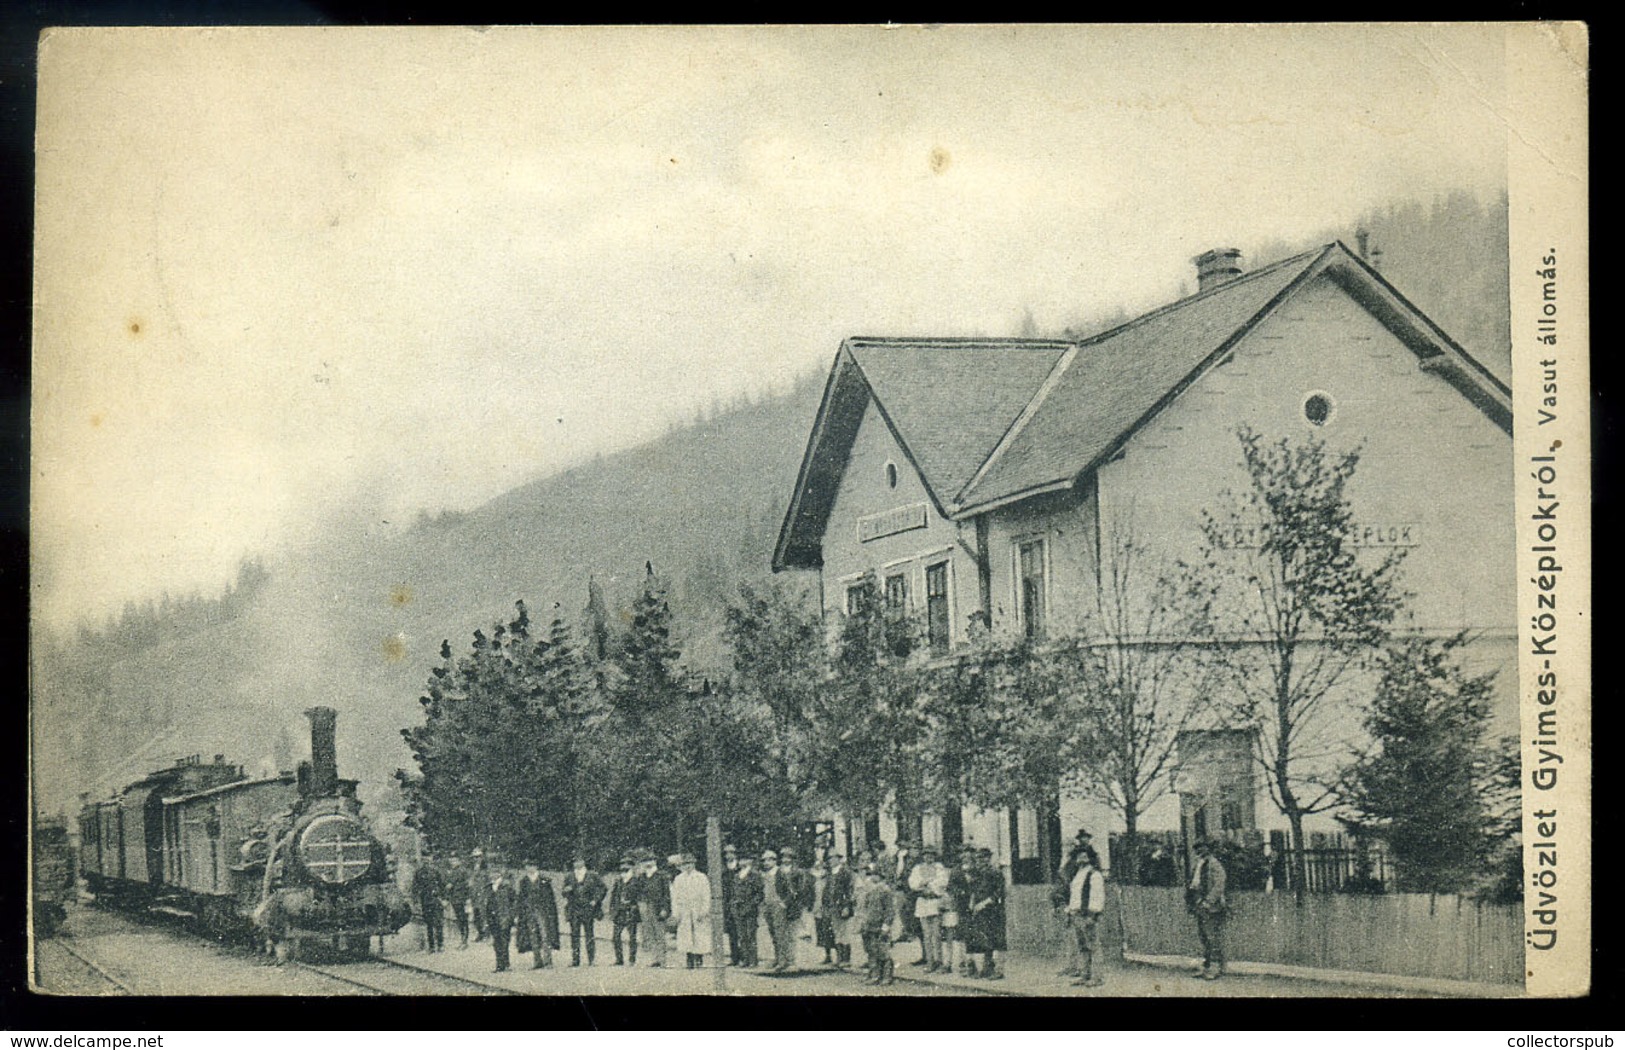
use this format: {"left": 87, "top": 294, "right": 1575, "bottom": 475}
{"left": 857, "top": 503, "right": 930, "bottom": 543}
{"left": 1209, "top": 522, "right": 1421, "bottom": 550}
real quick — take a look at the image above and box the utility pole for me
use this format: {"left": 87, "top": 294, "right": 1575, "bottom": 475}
{"left": 706, "top": 813, "right": 726, "bottom": 991}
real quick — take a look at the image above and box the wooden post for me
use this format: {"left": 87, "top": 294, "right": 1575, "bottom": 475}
{"left": 707, "top": 812, "right": 726, "bottom": 991}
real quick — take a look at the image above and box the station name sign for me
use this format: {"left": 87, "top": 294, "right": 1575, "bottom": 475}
{"left": 857, "top": 503, "right": 930, "bottom": 543}
{"left": 1210, "top": 522, "right": 1422, "bottom": 550}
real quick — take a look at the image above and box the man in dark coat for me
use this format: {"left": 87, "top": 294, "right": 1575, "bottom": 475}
{"left": 720, "top": 844, "right": 740, "bottom": 965}
{"left": 444, "top": 854, "right": 471, "bottom": 948}
{"left": 637, "top": 851, "right": 671, "bottom": 968}
{"left": 779, "top": 844, "right": 812, "bottom": 927}
{"left": 609, "top": 853, "right": 641, "bottom": 966}
{"left": 759, "top": 849, "right": 797, "bottom": 971}
{"left": 484, "top": 861, "right": 517, "bottom": 972}
{"left": 1056, "top": 829, "right": 1094, "bottom": 893}
{"left": 516, "top": 860, "right": 560, "bottom": 969}
{"left": 411, "top": 855, "right": 447, "bottom": 953}
{"left": 469, "top": 849, "right": 490, "bottom": 942}
{"left": 821, "top": 851, "right": 857, "bottom": 968}
{"left": 1188, "top": 838, "right": 1229, "bottom": 980}
{"left": 728, "top": 853, "right": 764, "bottom": 968}
{"left": 947, "top": 848, "right": 975, "bottom": 975}
{"left": 561, "top": 854, "right": 608, "bottom": 966}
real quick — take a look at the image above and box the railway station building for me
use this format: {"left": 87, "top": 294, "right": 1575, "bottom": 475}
{"left": 772, "top": 242, "right": 1514, "bottom": 886}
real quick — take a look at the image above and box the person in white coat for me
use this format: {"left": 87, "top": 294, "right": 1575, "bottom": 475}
{"left": 907, "top": 846, "right": 952, "bottom": 972}
{"left": 671, "top": 853, "right": 713, "bottom": 969}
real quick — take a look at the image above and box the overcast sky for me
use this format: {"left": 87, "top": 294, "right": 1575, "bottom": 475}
{"left": 32, "top": 24, "right": 1511, "bottom": 630}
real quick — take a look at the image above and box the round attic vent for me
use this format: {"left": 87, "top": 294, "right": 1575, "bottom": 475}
{"left": 1303, "top": 391, "right": 1336, "bottom": 427}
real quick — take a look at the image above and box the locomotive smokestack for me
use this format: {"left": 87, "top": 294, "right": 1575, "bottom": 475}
{"left": 305, "top": 706, "right": 338, "bottom": 798}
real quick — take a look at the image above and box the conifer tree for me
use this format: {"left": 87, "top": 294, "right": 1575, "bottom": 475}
{"left": 1337, "top": 633, "right": 1502, "bottom": 894}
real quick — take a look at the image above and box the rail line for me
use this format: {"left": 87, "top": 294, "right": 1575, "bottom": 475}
{"left": 293, "top": 956, "right": 521, "bottom": 996}
{"left": 38, "top": 937, "right": 136, "bottom": 995}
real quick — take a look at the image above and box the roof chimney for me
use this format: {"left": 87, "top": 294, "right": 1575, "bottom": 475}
{"left": 1193, "top": 248, "right": 1243, "bottom": 293}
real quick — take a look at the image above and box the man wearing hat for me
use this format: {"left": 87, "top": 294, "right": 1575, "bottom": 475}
{"left": 638, "top": 850, "right": 672, "bottom": 968}
{"left": 410, "top": 853, "right": 446, "bottom": 953}
{"left": 1057, "top": 829, "right": 1094, "bottom": 891}
{"left": 516, "top": 858, "right": 560, "bottom": 970}
{"left": 561, "top": 853, "right": 607, "bottom": 966}
{"left": 444, "top": 853, "right": 471, "bottom": 949}
{"left": 720, "top": 844, "right": 740, "bottom": 965}
{"left": 483, "top": 855, "right": 517, "bottom": 972}
{"left": 907, "top": 845, "right": 951, "bottom": 973}
{"left": 608, "top": 852, "right": 642, "bottom": 966}
{"left": 671, "top": 852, "right": 712, "bottom": 969}
{"left": 1052, "top": 831, "right": 1094, "bottom": 975}
{"left": 1063, "top": 843, "right": 1107, "bottom": 988}
{"left": 469, "top": 847, "right": 490, "bottom": 942}
{"left": 1187, "top": 838, "right": 1228, "bottom": 980}
{"left": 822, "top": 850, "right": 857, "bottom": 969}
{"left": 778, "top": 844, "right": 813, "bottom": 950}
{"left": 758, "top": 849, "right": 794, "bottom": 971}
{"left": 728, "top": 852, "right": 764, "bottom": 968}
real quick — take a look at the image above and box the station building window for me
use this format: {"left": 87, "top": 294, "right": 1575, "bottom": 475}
{"left": 1017, "top": 538, "right": 1048, "bottom": 640}
{"left": 845, "top": 579, "right": 875, "bottom": 618}
{"left": 884, "top": 571, "right": 909, "bottom": 611}
{"left": 925, "top": 561, "right": 951, "bottom": 654}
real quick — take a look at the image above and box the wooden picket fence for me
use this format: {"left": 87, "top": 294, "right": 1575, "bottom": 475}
{"left": 1111, "top": 884, "right": 1522, "bottom": 986}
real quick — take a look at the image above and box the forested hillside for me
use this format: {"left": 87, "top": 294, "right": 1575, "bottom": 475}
{"left": 32, "top": 375, "right": 825, "bottom": 815}
{"left": 1248, "top": 190, "right": 1511, "bottom": 380}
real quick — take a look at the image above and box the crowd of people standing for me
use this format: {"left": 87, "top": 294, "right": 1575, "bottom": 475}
{"left": 405, "top": 839, "right": 1012, "bottom": 984}
{"left": 406, "top": 831, "right": 1230, "bottom": 988}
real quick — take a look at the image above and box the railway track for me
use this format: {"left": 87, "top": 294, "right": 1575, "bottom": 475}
{"left": 35, "top": 937, "right": 136, "bottom": 995}
{"left": 293, "top": 956, "right": 521, "bottom": 996}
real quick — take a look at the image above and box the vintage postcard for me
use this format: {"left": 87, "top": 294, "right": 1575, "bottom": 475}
{"left": 29, "top": 23, "right": 1588, "bottom": 1000}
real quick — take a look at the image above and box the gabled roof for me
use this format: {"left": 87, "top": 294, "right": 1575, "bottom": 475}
{"left": 772, "top": 339, "right": 1068, "bottom": 570}
{"left": 958, "top": 246, "right": 1330, "bottom": 511}
{"left": 774, "top": 241, "right": 1512, "bottom": 569}
{"left": 848, "top": 339, "right": 1072, "bottom": 504}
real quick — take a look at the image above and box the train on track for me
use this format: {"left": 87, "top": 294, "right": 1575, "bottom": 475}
{"left": 78, "top": 706, "right": 411, "bottom": 959}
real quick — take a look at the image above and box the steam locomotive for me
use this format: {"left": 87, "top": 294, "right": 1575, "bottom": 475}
{"left": 78, "top": 706, "right": 411, "bottom": 959}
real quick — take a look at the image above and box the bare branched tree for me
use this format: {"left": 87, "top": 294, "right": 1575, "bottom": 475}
{"left": 1058, "top": 521, "right": 1216, "bottom": 882}
{"left": 1197, "top": 427, "right": 1406, "bottom": 899}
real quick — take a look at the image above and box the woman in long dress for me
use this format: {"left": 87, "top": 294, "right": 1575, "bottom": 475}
{"left": 671, "top": 853, "right": 713, "bottom": 969}
{"left": 963, "top": 847, "right": 1007, "bottom": 980}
